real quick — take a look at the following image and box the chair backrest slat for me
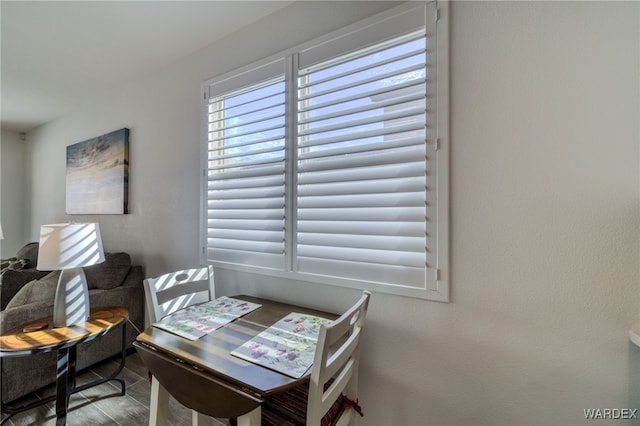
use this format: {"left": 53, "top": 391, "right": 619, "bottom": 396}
{"left": 321, "top": 328, "right": 361, "bottom": 383}
{"left": 155, "top": 279, "right": 211, "bottom": 305}
{"left": 143, "top": 266, "right": 215, "bottom": 323}
{"left": 321, "top": 358, "right": 355, "bottom": 414}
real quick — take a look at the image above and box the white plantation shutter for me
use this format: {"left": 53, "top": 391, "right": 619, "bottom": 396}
{"left": 202, "top": 2, "right": 448, "bottom": 300}
{"left": 296, "top": 28, "right": 430, "bottom": 288}
{"left": 204, "top": 59, "right": 287, "bottom": 270}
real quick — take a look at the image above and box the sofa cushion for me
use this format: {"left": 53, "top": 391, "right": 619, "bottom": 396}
{"left": 6, "top": 271, "right": 60, "bottom": 309}
{"left": 84, "top": 252, "right": 131, "bottom": 290}
{"left": 14, "top": 242, "right": 39, "bottom": 268}
{"left": 0, "top": 258, "right": 29, "bottom": 271}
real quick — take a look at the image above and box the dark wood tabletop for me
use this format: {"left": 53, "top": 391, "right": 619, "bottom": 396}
{"left": 135, "top": 295, "right": 338, "bottom": 397}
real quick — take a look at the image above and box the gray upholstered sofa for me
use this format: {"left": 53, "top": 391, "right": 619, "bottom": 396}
{"left": 0, "top": 242, "right": 144, "bottom": 404}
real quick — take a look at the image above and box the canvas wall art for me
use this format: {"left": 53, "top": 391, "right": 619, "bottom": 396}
{"left": 66, "top": 128, "right": 129, "bottom": 214}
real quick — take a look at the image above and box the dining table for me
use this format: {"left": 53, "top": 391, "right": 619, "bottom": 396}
{"left": 134, "top": 294, "right": 338, "bottom": 425}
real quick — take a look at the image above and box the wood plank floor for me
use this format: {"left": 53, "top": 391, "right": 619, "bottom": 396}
{"left": 2, "top": 352, "right": 231, "bottom": 426}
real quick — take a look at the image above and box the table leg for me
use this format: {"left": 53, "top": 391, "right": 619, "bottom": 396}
{"left": 236, "top": 406, "right": 261, "bottom": 426}
{"left": 1, "top": 394, "right": 57, "bottom": 425}
{"left": 192, "top": 409, "right": 208, "bottom": 425}
{"left": 71, "top": 323, "right": 127, "bottom": 396}
{"left": 55, "top": 346, "right": 76, "bottom": 426}
{"left": 149, "top": 376, "right": 170, "bottom": 426}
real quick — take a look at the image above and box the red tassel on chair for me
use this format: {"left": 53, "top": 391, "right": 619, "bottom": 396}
{"left": 342, "top": 397, "right": 364, "bottom": 417}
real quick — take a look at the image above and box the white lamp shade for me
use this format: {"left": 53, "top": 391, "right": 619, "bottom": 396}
{"left": 37, "top": 223, "right": 105, "bottom": 271}
{"left": 0, "top": 223, "right": 3, "bottom": 240}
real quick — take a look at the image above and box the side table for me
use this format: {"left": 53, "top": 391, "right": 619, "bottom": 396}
{"left": 0, "top": 306, "right": 129, "bottom": 426}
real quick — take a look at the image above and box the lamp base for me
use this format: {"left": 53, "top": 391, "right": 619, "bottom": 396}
{"left": 53, "top": 268, "right": 91, "bottom": 327}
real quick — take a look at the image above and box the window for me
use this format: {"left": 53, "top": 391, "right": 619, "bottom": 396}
{"left": 202, "top": 1, "right": 449, "bottom": 301}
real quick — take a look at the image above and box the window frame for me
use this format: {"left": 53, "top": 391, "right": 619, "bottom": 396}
{"left": 201, "top": 1, "right": 449, "bottom": 301}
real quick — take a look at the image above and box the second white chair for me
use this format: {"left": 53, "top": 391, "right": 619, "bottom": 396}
{"left": 143, "top": 265, "right": 215, "bottom": 426}
{"left": 261, "top": 290, "right": 371, "bottom": 426}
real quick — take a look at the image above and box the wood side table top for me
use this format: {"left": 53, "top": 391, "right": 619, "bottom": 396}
{"left": 0, "top": 306, "right": 128, "bottom": 357}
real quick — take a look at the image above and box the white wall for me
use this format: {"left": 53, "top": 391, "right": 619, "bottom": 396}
{"left": 0, "top": 129, "right": 27, "bottom": 257}
{"left": 17, "top": 1, "right": 640, "bottom": 425}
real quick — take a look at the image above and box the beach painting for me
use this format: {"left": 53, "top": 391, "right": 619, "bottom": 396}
{"left": 66, "top": 128, "right": 129, "bottom": 214}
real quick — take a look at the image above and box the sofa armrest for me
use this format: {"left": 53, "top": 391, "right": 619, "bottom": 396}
{"left": 0, "top": 269, "right": 49, "bottom": 310}
{"left": 117, "top": 265, "right": 144, "bottom": 327}
{"left": 88, "top": 265, "right": 144, "bottom": 345}
{"left": 119, "top": 265, "right": 143, "bottom": 288}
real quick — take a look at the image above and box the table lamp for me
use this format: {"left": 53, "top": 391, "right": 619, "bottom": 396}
{"left": 0, "top": 223, "right": 4, "bottom": 240}
{"left": 37, "top": 222, "right": 105, "bottom": 327}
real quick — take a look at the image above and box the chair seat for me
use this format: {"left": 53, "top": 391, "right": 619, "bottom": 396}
{"left": 261, "top": 381, "right": 345, "bottom": 426}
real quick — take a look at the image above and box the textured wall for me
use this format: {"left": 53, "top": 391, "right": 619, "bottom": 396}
{"left": 0, "top": 129, "right": 26, "bottom": 257}
{"left": 18, "top": 1, "right": 640, "bottom": 425}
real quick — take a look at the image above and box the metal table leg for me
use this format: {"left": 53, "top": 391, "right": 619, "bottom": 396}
{"left": 55, "top": 346, "right": 74, "bottom": 426}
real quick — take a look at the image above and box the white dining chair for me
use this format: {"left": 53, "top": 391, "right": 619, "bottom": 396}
{"left": 261, "top": 290, "right": 371, "bottom": 426}
{"left": 143, "top": 266, "right": 215, "bottom": 426}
